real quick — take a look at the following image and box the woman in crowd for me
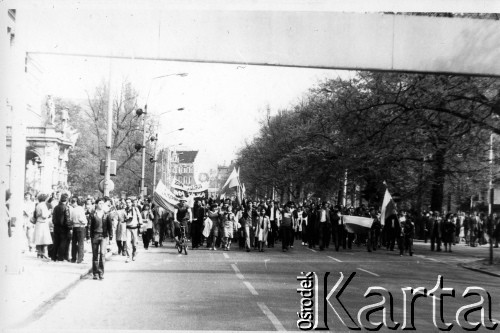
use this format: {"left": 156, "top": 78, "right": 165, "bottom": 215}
{"left": 115, "top": 202, "right": 127, "bottom": 256}
{"left": 221, "top": 204, "right": 233, "bottom": 251}
{"left": 207, "top": 203, "right": 220, "bottom": 251}
{"left": 34, "top": 193, "right": 52, "bottom": 261}
{"left": 141, "top": 203, "right": 155, "bottom": 250}
{"left": 256, "top": 207, "right": 271, "bottom": 252}
{"left": 280, "top": 204, "right": 293, "bottom": 252}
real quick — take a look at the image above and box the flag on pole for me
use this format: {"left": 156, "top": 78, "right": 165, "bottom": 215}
{"left": 222, "top": 167, "right": 240, "bottom": 189}
{"left": 153, "top": 180, "right": 179, "bottom": 213}
{"left": 342, "top": 215, "right": 374, "bottom": 234}
{"left": 380, "top": 188, "right": 397, "bottom": 226}
{"left": 220, "top": 193, "right": 226, "bottom": 201}
{"left": 241, "top": 183, "right": 246, "bottom": 199}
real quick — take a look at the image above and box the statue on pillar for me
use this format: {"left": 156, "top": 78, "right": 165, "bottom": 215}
{"left": 60, "top": 109, "right": 69, "bottom": 133}
{"left": 45, "top": 95, "right": 56, "bottom": 126}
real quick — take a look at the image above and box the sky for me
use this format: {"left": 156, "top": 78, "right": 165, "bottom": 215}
{"left": 36, "top": 54, "right": 347, "bottom": 172}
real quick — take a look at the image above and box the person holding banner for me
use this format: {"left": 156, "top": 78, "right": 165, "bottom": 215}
{"left": 384, "top": 211, "right": 399, "bottom": 251}
{"left": 331, "top": 205, "right": 343, "bottom": 251}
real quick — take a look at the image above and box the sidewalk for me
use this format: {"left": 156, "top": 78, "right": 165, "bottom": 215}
{"left": 460, "top": 258, "right": 500, "bottom": 278}
{"left": 413, "top": 239, "right": 500, "bottom": 278}
{"left": 0, "top": 247, "right": 111, "bottom": 330}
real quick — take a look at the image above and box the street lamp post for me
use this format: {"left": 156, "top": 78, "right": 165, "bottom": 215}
{"left": 136, "top": 72, "right": 188, "bottom": 199}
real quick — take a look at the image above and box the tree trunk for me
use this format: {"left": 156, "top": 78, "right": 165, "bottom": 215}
{"left": 430, "top": 148, "right": 446, "bottom": 212}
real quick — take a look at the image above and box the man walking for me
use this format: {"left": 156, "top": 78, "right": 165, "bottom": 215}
{"left": 318, "top": 202, "right": 331, "bottom": 251}
{"left": 52, "top": 193, "right": 71, "bottom": 261}
{"left": 124, "top": 197, "right": 142, "bottom": 262}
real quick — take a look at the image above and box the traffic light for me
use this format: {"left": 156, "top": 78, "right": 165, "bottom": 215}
{"left": 134, "top": 143, "right": 144, "bottom": 152}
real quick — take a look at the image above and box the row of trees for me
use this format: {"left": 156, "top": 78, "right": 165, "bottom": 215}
{"left": 236, "top": 72, "right": 500, "bottom": 212}
{"left": 59, "top": 81, "right": 157, "bottom": 197}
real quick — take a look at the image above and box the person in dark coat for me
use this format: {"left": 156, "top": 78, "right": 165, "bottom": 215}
{"left": 51, "top": 193, "right": 72, "bottom": 261}
{"left": 430, "top": 211, "right": 442, "bottom": 251}
{"left": 307, "top": 203, "right": 318, "bottom": 249}
{"left": 442, "top": 213, "right": 456, "bottom": 252}
{"left": 88, "top": 198, "right": 113, "bottom": 280}
{"left": 384, "top": 212, "right": 400, "bottom": 251}
{"left": 191, "top": 199, "right": 206, "bottom": 249}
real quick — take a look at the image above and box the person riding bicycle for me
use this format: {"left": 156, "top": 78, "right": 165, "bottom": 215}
{"left": 173, "top": 195, "right": 192, "bottom": 247}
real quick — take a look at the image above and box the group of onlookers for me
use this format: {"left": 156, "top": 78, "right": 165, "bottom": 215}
{"left": 18, "top": 192, "right": 148, "bottom": 279}
{"left": 420, "top": 210, "right": 500, "bottom": 251}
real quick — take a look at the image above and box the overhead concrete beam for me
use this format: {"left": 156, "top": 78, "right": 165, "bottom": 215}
{"left": 17, "top": 5, "right": 500, "bottom": 77}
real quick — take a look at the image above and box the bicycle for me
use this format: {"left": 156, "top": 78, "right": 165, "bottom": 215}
{"left": 175, "top": 224, "right": 188, "bottom": 255}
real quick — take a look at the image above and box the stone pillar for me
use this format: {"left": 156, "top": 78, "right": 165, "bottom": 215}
{"left": 4, "top": 9, "right": 27, "bottom": 273}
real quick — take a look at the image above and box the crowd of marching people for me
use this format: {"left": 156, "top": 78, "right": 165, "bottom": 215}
{"left": 8, "top": 191, "right": 500, "bottom": 280}
{"left": 170, "top": 197, "right": 500, "bottom": 256}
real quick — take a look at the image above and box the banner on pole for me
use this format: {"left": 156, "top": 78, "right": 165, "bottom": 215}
{"left": 342, "top": 215, "right": 373, "bottom": 234}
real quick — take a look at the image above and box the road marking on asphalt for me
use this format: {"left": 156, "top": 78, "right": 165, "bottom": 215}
{"left": 243, "top": 281, "right": 259, "bottom": 295}
{"left": 328, "top": 256, "right": 342, "bottom": 262}
{"left": 257, "top": 302, "right": 286, "bottom": 331}
{"left": 308, "top": 248, "right": 317, "bottom": 253}
{"left": 414, "top": 254, "right": 442, "bottom": 263}
{"left": 231, "top": 264, "right": 245, "bottom": 280}
{"left": 357, "top": 268, "right": 380, "bottom": 277}
{"left": 223, "top": 253, "right": 229, "bottom": 259}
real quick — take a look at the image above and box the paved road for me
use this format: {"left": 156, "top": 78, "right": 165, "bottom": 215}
{"left": 16, "top": 240, "right": 500, "bottom": 332}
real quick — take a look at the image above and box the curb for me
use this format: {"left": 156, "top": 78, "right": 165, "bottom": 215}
{"left": 459, "top": 263, "right": 500, "bottom": 278}
{"left": 7, "top": 251, "right": 115, "bottom": 330}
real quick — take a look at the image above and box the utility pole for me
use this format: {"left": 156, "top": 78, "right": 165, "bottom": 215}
{"left": 151, "top": 133, "right": 158, "bottom": 193}
{"left": 103, "top": 60, "right": 113, "bottom": 197}
{"left": 140, "top": 106, "right": 147, "bottom": 199}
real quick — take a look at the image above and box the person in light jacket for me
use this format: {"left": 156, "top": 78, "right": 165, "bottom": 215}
{"left": 34, "top": 194, "right": 52, "bottom": 260}
{"left": 70, "top": 197, "right": 87, "bottom": 263}
{"left": 256, "top": 207, "right": 271, "bottom": 252}
{"left": 115, "top": 202, "right": 127, "bottom": 256}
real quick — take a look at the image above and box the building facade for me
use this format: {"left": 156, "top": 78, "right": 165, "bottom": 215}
{"left": 2, "top": 9, "right": 78, "bottom": 198}
{"left": 160, "top": 148, "right": 198, "bottom": 187}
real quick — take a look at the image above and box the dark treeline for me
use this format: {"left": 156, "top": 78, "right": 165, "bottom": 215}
{"left": 237, "top": 72, "right": 500, "bottom": 213}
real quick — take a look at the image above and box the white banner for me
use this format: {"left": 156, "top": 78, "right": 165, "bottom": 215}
{"left": 342, "top": 215, "right": 374, "bottom": 234}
